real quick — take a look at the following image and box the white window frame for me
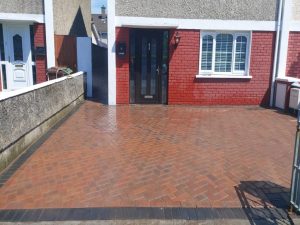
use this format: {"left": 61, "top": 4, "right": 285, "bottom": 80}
{"left": 198, "top": 31, "right": 252, "bottom": 78}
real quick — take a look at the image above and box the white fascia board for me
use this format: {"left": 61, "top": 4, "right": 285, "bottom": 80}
{"left": 44, "top": 0, "right": 55, "bottom": 68}
{"left": 108, "top": 0, "right": 116, "bottom": 105}
{"left": 290, "top": 21, "right": 300, "bottom": 31}
{"left": 116, "top": 16, "right": 277, "bottom": 31}
{"left": 0, "top": 13, "right": 44, "bottom": 23}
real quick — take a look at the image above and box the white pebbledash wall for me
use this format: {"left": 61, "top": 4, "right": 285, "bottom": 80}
{"left": 0, "top": 72, "right": 85, "bottom": 172}
{"left": 293, "top": 0, "right": 300, "bottom": 21}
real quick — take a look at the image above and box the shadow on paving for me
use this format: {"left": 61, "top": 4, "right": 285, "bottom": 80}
{"left": 92, "top": 44, "right": 108, "bottom": 104}
{"left": 236, "top": 181, "right": 295, "bottom": 225}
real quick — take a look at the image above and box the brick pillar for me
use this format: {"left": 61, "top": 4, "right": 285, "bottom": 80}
{"left": 116, "top": 27, "right": 130, "bottom": 104}
{"left": 33, "top": 23, "right": 47, "bottom": 83}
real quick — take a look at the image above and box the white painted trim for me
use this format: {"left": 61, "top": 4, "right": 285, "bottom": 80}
{"left": 247, "top": 32, "right": 253, "bottom": 77}
{"left": 108, "top": 0, "right": 116, "bottom": 105}
{"left": 277, "top": 0, "right": 292, "bottom": 78}
{"left": 290, "top": 21, "right": 300, "bottom": 31}
{"left": 196, "top": 75, "right": 252, "bottom": 79}
{"left": 0, "top": 13, "right": 44, "bottom": 23}
{"left": 0, "top": 72, "right": 84, "bottom": 101}
{"left": 2, "top": 23, "right": 34, "bottom": 90}
{"left": 44, "top": 0, "right": 55, "bottom": 68}
{"left": 116, "top": 16, "right": 277, "bottom": 31}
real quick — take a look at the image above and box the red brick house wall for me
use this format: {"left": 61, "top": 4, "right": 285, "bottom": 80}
{"left": 33, "top": 23, "right": 47, "bottom": 84}
{"left": 116, "top": 27, "right": 130, "bottom": 104}
{"left": 168, "top": 30, "right": 275, "bottom": 105}
{"left": 286, "top": 32, "right": 300, "bottom": 78}
{"left": 115, "top": 28, "right": 276, "bottom": 106}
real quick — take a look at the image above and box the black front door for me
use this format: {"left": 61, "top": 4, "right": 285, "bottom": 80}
{"left": 130, "top": 29, "right": 169, "bottom": 104}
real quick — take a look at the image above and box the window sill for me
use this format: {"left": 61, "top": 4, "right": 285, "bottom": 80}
{"left": 196, "top": 74, "right": 252, "bottom": 79}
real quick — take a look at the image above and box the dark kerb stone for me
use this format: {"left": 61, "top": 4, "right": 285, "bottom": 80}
{"left": 149, "top": 207, "right": 165, "bottom": 219}
{"left": 21, "top": 209, "right": 43, "bottom": 222}
{"left": 39, "top": 209, "right": 62, "bottom": 221}
{"left": 195, "top": 208, "right": 215, "bottom": 220}
{"left": 171, "top": 208, "right": 182, "bottom": 219}
{"left": 1, "top": 210, "right": 16, "bottom": 221}
{"left": 163, "top": 208, "right": 173, "bottom": 220}
{"left": 10, "top": 210, "right": 26, "bottom": 222}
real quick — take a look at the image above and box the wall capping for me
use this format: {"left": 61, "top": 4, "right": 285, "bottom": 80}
{"left": 0, "top": 72, "right": 84, "bottom": 101}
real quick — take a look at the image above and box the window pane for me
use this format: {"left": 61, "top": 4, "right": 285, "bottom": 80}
{"left": 141, "top": 37, "right": 147, "bottom": 95}
{"left": 13, "top": 34, "right": 23, "bottom": 61}
{"left": 201, "top": 35, "right": 213, "bottom": 71}
{"left": 215, "top": 34, "right": 233, "bottom": 72}
{"left": 235, "top": 36, "right": 247, "bottom": 71}
{"left": 2, "top": 64, "right": 7, "bottom": 89}
{"left": 32, "top": 65, "right": 37, "bottom": 85}
{"left": 150, "top": 38, "right": 157, "bottom": 95}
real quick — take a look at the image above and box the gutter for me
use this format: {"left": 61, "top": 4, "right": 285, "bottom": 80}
{"left": 270, "top": 0, "right": 284, "bottom": 107}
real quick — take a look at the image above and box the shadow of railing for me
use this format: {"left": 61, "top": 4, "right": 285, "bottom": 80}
{"left": 235, "top": 181, "right": 294, "bottom": 225}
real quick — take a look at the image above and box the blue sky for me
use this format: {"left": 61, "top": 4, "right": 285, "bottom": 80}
{"left": 91, "top": 0, "right": 107, "bottom": 14}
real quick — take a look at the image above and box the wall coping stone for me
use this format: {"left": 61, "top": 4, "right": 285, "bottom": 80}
{"left": 0, "top": 71, "right": 84, "bottom": 102}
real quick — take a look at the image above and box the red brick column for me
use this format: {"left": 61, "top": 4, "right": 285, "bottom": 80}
{"left": 33, "top": 23, "right": 47, "bottom": 84}
{"left": 116, "top": 27, "right": 130, "bottom": 104}
{"left": 168, "top": 30, "right": 276, "bottom": 106}
{"left": 286, "top": 32, "right": 300, "bottom": 78}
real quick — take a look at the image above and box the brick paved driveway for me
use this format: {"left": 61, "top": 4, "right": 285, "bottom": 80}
{"left": 0, "top": 101, "right": 296, "bottom": 210}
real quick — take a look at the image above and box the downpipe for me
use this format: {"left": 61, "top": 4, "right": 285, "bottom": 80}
{"left": 270, "top": 0, "right": 284, "bottom": 107}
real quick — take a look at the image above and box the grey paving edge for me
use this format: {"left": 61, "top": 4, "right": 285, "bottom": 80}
{"left": 0, "top": 207, "right": 296, "bottom": 223}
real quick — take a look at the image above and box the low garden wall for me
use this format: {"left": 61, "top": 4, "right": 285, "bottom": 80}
{"left": 0, "top": 72, "right": 85, "bottom": 172}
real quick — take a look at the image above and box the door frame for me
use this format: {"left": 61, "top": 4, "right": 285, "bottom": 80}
{"left": 2, "top": 22, "right": 33, "bottom": 91}
{"left": 129, "top": 28, "right": 169, "bottom": 104}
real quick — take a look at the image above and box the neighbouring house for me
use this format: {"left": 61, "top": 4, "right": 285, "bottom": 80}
{"left": 0, "top": 0, "right": 91, "bottom": 92}
{"left": 92, "top": 5, "right": 108, "bottom": 48}
{"left": 107, "top": 0, "right": 300, "bottom": 106}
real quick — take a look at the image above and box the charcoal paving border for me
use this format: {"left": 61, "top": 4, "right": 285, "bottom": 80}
{"left": 0, "top": 207, "right": 292, "bottom": 222}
